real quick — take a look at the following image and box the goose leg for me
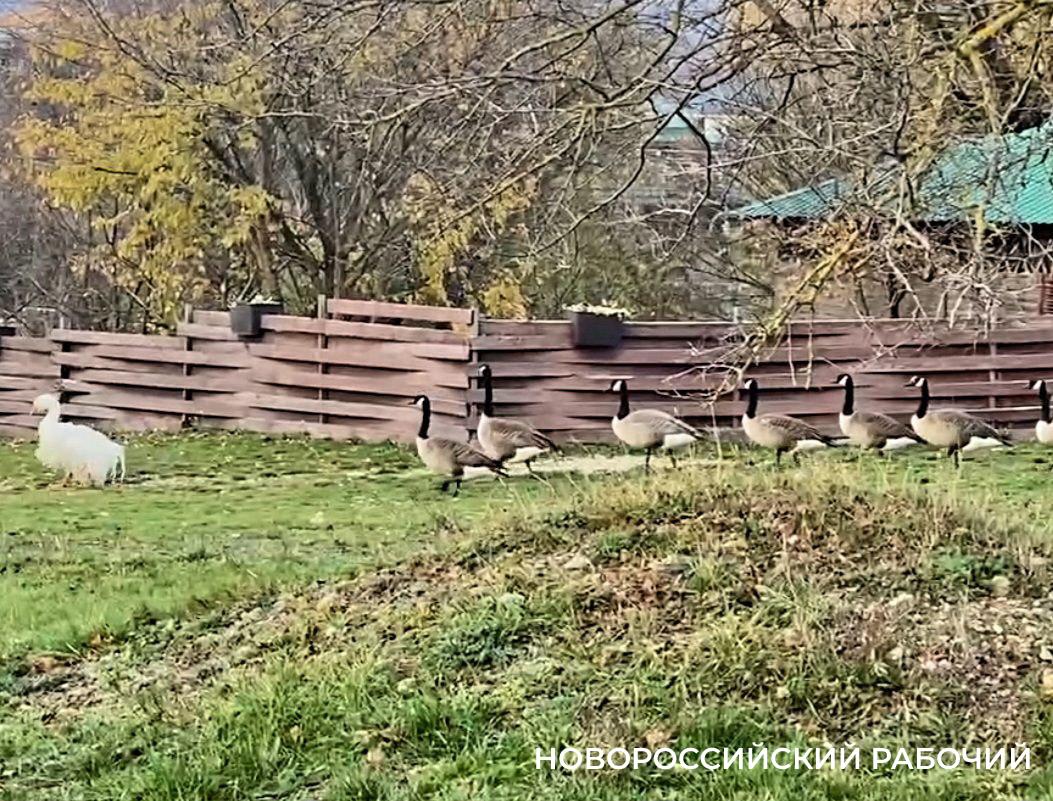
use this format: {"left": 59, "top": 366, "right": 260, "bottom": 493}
{"left": 775, "top": 448, "right": 783, "bottom": 468}
{"left": 948, "top": 445, "right": 960, "bottom": 468}
{"left": 451, "top": 478, "right": 462, "bottom": 497}
{"left": 644, "top": 449, "right": 653, "bottom": 473}
{"left": 439, "top": 479, "right": 450, "bottom": 494}
{"left": 668, "top": 450, "right": 679, "bottom": 469}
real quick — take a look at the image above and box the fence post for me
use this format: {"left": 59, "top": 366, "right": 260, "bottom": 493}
{"left": 55, "top": 315, "right": 70, "bottom": 400}
{"left": 465, "top": 308, "right": 480, "bottom": 439}
{"left": 181, "top": 303, "right": 194, "bottom": 429}
{"left": 988, "top": 340, "right": 998, "bottom": 415}
{"left": 316, "top": 294, "right": 329, "bottom": 427}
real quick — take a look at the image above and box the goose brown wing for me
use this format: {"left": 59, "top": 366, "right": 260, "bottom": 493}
{"left": 436, "top": 438, "right": 506, "bottom": 469}
{"left": 761, "top": 414, "right": 830, "bottom": 442}
{"left": 855, "top": 411, "right": 919, "bottom": 440}
{"left": 626, "top": 409, "right": 704, "bottom": 439}
{"left": 932, "top": 410, "right": 1011, "bottom": 444}
{"left": 488, "top": 417, "right": 559, "bottom": 450}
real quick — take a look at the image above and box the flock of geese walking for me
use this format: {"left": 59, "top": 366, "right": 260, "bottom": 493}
{"left": 27, "top": 367, "right": 1052, "bottom": 494}
{"left": 411, "top": 366, "right": 1053, "bottom": 494}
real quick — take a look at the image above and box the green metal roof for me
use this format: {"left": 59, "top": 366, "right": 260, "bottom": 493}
{"left": 730, "top": 122, "right": 1053, "bottom": 225}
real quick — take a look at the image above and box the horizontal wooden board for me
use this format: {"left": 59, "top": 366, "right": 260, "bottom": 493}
{"left": 327, "top": 298, "right": 475, "bottom": 326}
{"left": 0, "top": 422, "right": 34, "bottom": 439}
{"left": 209, "top": 415, "right": 456, "bottom": 445}
{"left": 252, "top": 365, "right": 467, "bottom": 400}
{"left": 55, "top": 346, "right": 250, "bottom": 368}
{"left": 69, "top": 391, "right": 243, "bottom": 418}
{"left": 249, "top": 391, "right": 463, "bottom": 421}
{"left": 0, "top": 336, "right": 54, "bottom": 353}
{"left": 249, "top": 343, "right": 455, "bottom": 375}
{"left": 59, "top": 401, "right": 122, "bottom": 421}
{"left": 0, "top": 375, "right": 52, "bottom": 390}
{"left": 250, "top": 391, "right": 452, "bottom": 421}
{"left": 66, "top": 368, "right": 251, "bottom": 393}
{"left": 176, "top": 322, "right": 241, "bottom": 341}
{"left": 0, "top": 399, "right": 31, "bottom": 414}
{"left": 874, "top": 353, "right": 1053, "bottom": 373}
{"left": 191, "top": 310, "right": 231, "bottom": 326}
{"left": 0, "top": 360, "right": 60, "bottom": 378}
{"left": 472, "top": 334, "right": 570, "bottom": 351}
{"left": 263, "top": 315, "right": 467, "bottom": 345}
{"left": 51, "top": 329, "right": 186, "bottom": 349}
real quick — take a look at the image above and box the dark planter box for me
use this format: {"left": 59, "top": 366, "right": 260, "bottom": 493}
{"left": 569, "top": 311, "right": 624, "bottom": 348}
{"left": 230, "top": 302, "right": 283, "bottom": 338}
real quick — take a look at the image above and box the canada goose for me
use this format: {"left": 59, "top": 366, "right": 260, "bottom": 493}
{"left": 835, "top": 373, "right": 922, "bottom": 452}
{"left": 410, "top": 394, "right": 506, "bottom": 495}
{"left": 476, "top": 364, "right": 559, "bottom": 474}
{"left": 609, "top": 379, "right": 705, "bottom": 471}
{"left": 905, "top": 376, "right": 1011, "bottom": 466}
{"left": 741, "top": 378, "right": 838, "bottom": 465}
{"left": 1029, "top": 379, "right": 1053, "bottom": 445}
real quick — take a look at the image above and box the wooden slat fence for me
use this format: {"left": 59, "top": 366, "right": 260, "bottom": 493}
{"left": 471, "top": 317, "right": 1053, "bottom": 442}
{"left": 0, "top": 301, "right": 473, "bottom": 443}
{"left": 3, "top": 301, "right": 1053, "bottom": 444}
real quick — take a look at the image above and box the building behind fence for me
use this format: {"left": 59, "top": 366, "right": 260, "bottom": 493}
{"left": 2, "top": 299, "right": 1052, "bottom": 444}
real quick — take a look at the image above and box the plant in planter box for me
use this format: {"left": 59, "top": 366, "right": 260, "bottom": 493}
{"left": 230, "top": 295, "right": 283, "bottom": 338}
{"left": 565, "top": 303, "right": 631, "bottom": 347}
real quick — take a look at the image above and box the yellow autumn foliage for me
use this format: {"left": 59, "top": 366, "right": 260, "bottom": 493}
{"left": 406, "top": 174, "right": 537, "bottom": 307}
{"left": 15, "top": 5, "right": 272, "bottom": 327}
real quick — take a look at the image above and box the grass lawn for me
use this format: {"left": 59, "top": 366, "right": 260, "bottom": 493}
{"left": 4, "top": 433, "right": 1053, "bottom": 799}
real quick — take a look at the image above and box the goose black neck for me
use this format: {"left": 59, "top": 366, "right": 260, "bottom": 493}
{"left": 616, "top": 382, "right": 630, "bottom": 420}
{"left": 481, "top": 369, "right": 494, "bottom": 417}
{"left": 1041, "top": 384, "right": 1051, "bottom": 423}
{"left": 915, "top": 381, "right": 929, "bottom": 418}
{"left": 417, "top": 397, "right": 431, "bottom": 438}
{"left": 745, "top": 382, "right": 758, "bottom": 419}
{"left": 841, "top": 378, "right": 854, "bottom": 416}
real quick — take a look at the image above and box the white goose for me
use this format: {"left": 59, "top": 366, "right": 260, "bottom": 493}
{"left": 32, "top": 394, "right": 125, "bottom": 486}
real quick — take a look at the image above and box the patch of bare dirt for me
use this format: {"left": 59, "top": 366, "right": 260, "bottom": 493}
{"left": 836, "top": 592, "right": 1053, "bottom": 739}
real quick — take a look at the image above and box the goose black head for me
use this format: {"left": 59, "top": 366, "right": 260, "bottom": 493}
{"left": 906, "top": 375, "right": 926, "bottom": 389}
{"left": 409, "top": 394, "right": 429, "bottom": 407}
{"left": 742, "top": 378, "right": 758, "bottom": 391}
{"left": 609, "top": 379, "right": 627, "bottom": 392}
{"left": 478, "top": 364, "right": 492, "bottom": 377}
{"left": 835, "top": 373, "right": 852, "bottom": 387}
{"left": 1029, "top": 378, "right": 1047, "bottom": 392}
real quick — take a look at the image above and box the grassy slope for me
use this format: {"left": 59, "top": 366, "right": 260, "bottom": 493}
{"left": 5, "top": 436, "right": 1053, "bottom": 799}
{"left": 0, "top": 433, "right": 571, "bottom": 660}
